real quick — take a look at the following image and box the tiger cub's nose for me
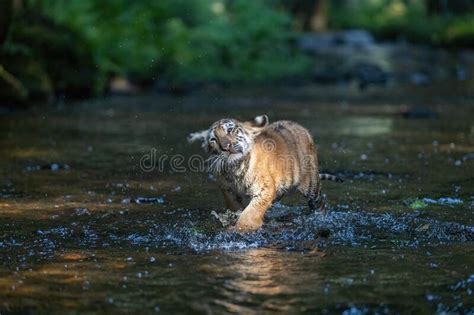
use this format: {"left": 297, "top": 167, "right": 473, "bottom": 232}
{"left": 219, "top": 138, "right": 232, "bottom": 151}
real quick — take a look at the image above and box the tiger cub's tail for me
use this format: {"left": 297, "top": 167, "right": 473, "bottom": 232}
{"left": 319, "top": 173, "right": 344, "bottom": 183}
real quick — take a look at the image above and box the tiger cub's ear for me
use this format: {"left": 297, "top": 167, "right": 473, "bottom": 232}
{"left": 245, "top": 115, "right": 269, "bottom": 128}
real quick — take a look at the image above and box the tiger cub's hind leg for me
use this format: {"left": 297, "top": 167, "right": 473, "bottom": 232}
{"left": 301, "top": 175, "right": 325, "bottom": 213}
{"left": 308, "top": 192, "right": 325, "bottom": 213}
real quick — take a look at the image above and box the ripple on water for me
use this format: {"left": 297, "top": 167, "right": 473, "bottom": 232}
{"left": 6, "top": 204, "right": 472, "bottom": 255}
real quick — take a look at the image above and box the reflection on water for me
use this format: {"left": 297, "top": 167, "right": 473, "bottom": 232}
{"left": 226, "top": 249, "right": 293, "bottom": 296}
{"left": 336, "top": 117, "right": 393, "bottom": 136}
{"left": 3, "top": 245, "right": 472, "bottom": 314}
{"left": 213, "top": 248, "right": 297, "bottom": 314}
{"left": 0, "top": 86, "right": 473, "bottom": 313}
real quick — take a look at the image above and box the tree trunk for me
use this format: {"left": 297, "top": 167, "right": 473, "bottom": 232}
{"left": 308, "top": 0, "right": 327, "bottom": 32}
{"left": 290, "top": 0, "right": 328, "bottom": 32}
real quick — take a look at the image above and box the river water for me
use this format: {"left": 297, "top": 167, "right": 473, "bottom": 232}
{"left": 1, "top": 79, "right": 473, "bottom": 313}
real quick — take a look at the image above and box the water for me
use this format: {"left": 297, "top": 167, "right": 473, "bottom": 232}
{"left": 1, "top": 80, "right": 473, "bottom": 313}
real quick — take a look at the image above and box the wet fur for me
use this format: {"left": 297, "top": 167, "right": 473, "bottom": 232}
{"left": 189, "top": 115, "right": 336, "bottom": 232}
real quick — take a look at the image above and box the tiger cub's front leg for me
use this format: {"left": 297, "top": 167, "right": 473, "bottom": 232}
{"left": 222, "top": 189, "right": 243, "bottom": 212}
{"left": 235, "top": 186, "right": 276, "bottom": 232}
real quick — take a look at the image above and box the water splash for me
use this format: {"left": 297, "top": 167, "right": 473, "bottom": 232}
{"left": 5, "top": 204, "right": 472, "bottom": 258}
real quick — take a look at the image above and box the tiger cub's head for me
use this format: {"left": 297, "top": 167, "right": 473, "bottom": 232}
{"left": 201, "top": 115, "right": 268, "bottom": 171}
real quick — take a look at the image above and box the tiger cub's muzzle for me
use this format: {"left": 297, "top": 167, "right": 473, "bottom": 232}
{"left": 217, "top": 136, "right": 232, "bottom": 152}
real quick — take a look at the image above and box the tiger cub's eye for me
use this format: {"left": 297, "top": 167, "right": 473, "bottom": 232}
{"left": 227, "top": 127, "right": 234, "bottom": 133}
{"left": 209, "top": 137, "right": 217, "bottom": 143}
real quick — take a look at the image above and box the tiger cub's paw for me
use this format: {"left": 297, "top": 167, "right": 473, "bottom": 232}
{"left": 235, "top": 211, "right": 264, "bottom": 233}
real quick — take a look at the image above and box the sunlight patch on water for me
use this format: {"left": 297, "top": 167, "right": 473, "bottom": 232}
{"left": 336, "top": 117, "right": 393, "bottom": 137}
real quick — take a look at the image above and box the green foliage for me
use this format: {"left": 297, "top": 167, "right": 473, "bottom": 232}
{"left": 1, "top": 8, "right": 98, "bottom": 101}
{"left": 329, "top": 0, "right": 474, "bottom": 47}
{"left": 439, "top": 16, "right": 474, "bottom": 46}
{"left": 37, "top": 0, "right": 310, "bottom": 87}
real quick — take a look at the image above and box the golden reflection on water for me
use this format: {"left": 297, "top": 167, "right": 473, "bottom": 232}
{"left": 212, "top": 248, "right": 321, "bottom": 313}
{"left": 9, "top": 148, "right": 58, "bottom": 159}
{"left": 226, "top": 248, "right": 291, "bottom": 296}
{"left": 0, "top": 250, "right": 129, "bottom": 311}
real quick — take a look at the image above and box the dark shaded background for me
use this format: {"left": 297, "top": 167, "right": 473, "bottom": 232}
{"left": 1, "top": 0, "right": 473, "bottom": 104}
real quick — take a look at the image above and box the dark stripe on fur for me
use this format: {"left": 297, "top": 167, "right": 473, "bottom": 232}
{"left": 308, "top": 194, "right": 325, "bottom": 212}
{"left": 319, "top": 173, "right": 344, "bottom": 183}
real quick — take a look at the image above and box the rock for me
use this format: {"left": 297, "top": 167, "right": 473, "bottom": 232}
{"left": 297, "top": 29, "right": 375, "bottom": 54}
{"left": 311, "top": 67, "right": 348, "bottom": 84}
{"left": 416, "top": 223, "right": 431, "bottom": 232}
{"left": 455, "top": 67, "right": 468, "bottom": 81}
{"left": 422, "top": 197, "right": 463, "bottom": 206}
{"left": 133, "top": 196, "right": 165, "bottom": 204}
{"left": 410, "top": 72, "right": 431, "bottom": 85}
{"left": 297, "top": 33, "right": 334, "bottom": 53}
{"left": 24, "top": 163, "right": 71, "bottom": 172}
{"left": 312, "top": 62, "right": 389, "bottom": 88}
{"left": 410, "top": 200, "right": 428, "bottom": 210}
{"left": 316, "top": 228, "right": 331, "bottom": 238}
{"left": 333, "top": 30, "right": 375, "bottom": 46}
{"left": 349, "top": 63, "right": 389, "bottom": 90}
{"left": 172, "top": 186, "right": 181, "bottom": 192}
{"left": 74, "top": 208, "right": 91, "bottom": 216}
{"left": 50, "top": 163, "right": 60, "bottom": 171}
{"left": 462, "top": 153, "right": 474, "bottom": 161}
{"left": 400, "top": 106, "right": 438, "bottom": 119}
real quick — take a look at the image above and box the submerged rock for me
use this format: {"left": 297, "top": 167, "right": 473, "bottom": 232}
{"left": 400, "top": 107, "right": 438, "bottom": 119}
{"left": 74, "top": 208, "right": 91, "bottom": 216}
{"left": 24, "top": 163, "right": 70, "bottom": 172}
{"left": 462, "top": 153, "right": 474, "bottom": 161}
{"left": 422, "top": 197, "right": 464, "bottom": 206}
{"left": 349, "top": 63, "right": 389, "bottom": 90}
{"left": 133, "top": 196, "right": 165, "bottom": 204}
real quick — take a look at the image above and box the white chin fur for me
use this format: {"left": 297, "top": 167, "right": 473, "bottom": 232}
{"left": 227, "top": 152, "right": 243, "bottom": 164}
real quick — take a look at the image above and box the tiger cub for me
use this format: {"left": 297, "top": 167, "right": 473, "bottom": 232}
{"left": 188, "top": 115, "right": 342, "bottom": 232}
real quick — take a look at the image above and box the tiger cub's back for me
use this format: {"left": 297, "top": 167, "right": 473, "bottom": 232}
{"left": 253, "top": 120, "right": 320, "bottom": 197}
